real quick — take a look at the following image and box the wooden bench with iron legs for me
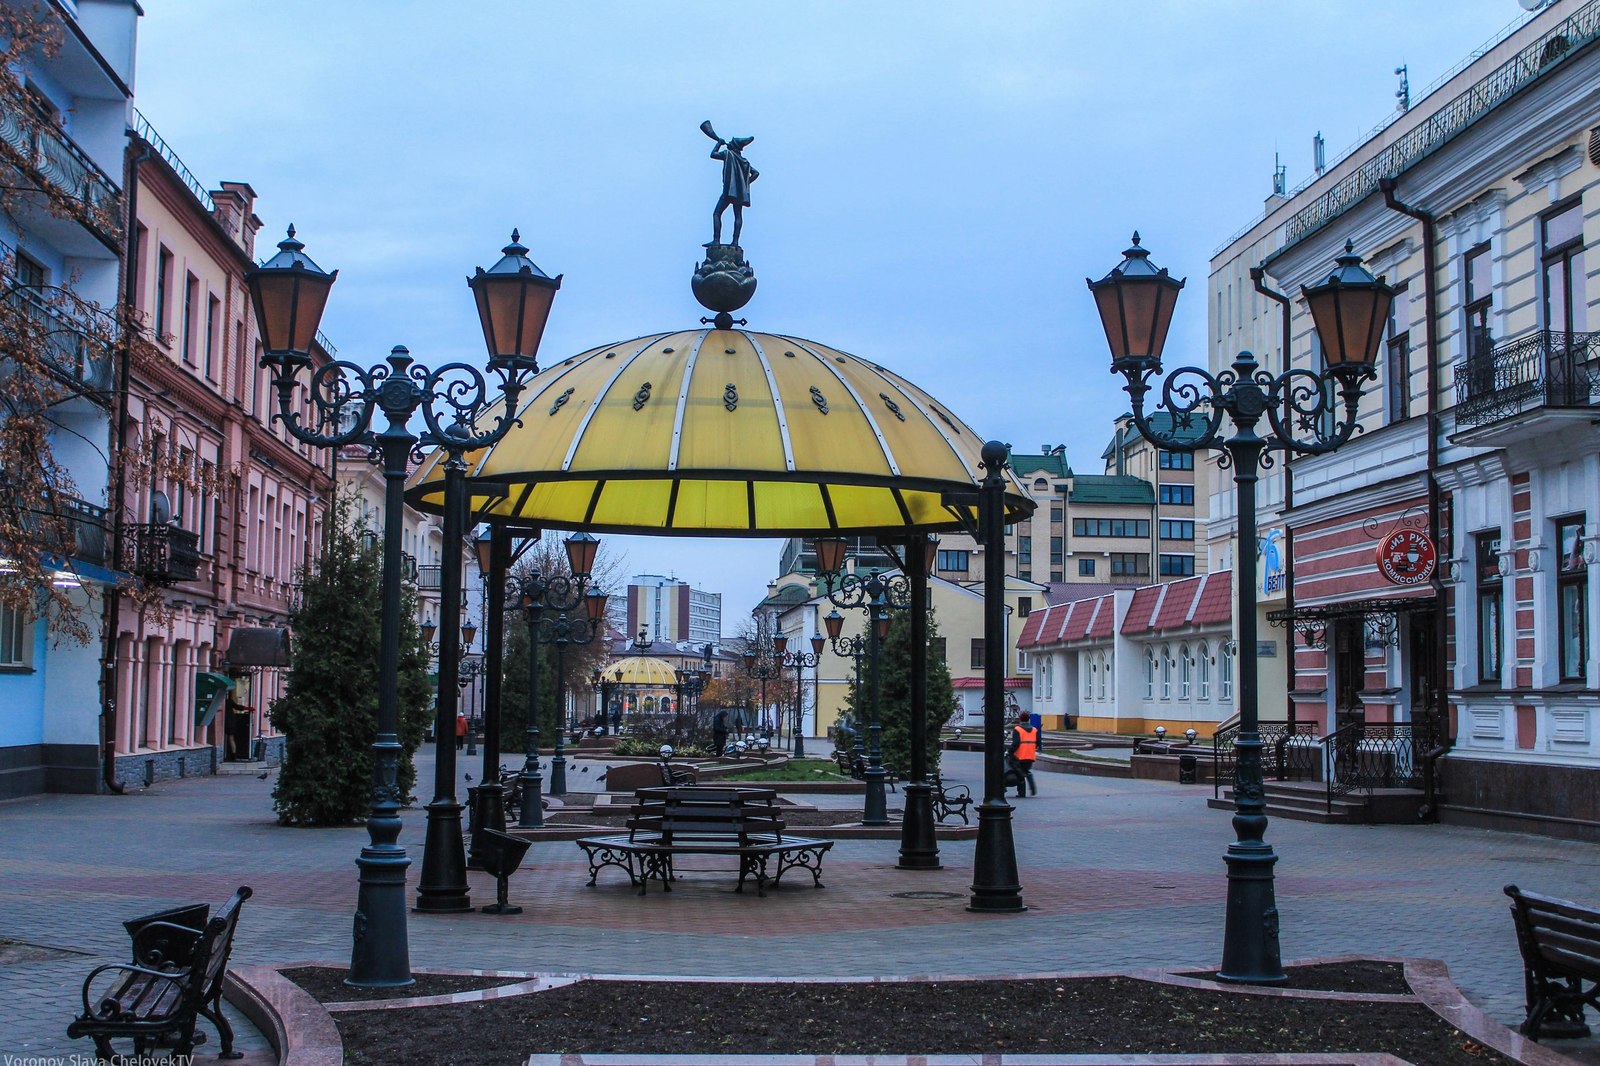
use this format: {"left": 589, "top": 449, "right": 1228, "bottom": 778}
{"left": 576, "top": 786, "right": 832, "bottom": 897}
{"left": 928, "top": 773, "right": 973, "bottom": 824}
{"left": 68, "top": 886, "right": 252, "bottom": 1063}
{"left": 1505, "top": 883, "right": 1600, "bottom": 1041}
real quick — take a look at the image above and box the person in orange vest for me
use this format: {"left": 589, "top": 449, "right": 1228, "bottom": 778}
{"left": 1007, "top": 708, "right": 1039, "bottom": 798}
{"left": 455, "top": 713, "right": 468, "bottom": 751}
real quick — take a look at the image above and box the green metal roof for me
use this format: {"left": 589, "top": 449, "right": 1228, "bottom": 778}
{"left": 1101, "top": 413, "right": 1208, "bottom": 461}
{"left": 1067, "top": 474, "right": 1154, "bottom": 506}
{"left": 1010, "top": 453, "right": 1071, "bottom": 479}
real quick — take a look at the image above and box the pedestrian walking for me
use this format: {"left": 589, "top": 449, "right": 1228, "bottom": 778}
{"left": 455, "top": 713, "right": 468, "bottom": 751}
{"left": 712, "top": 707, "right": 729, "bottom": 757}
{"left": 1008, "top": 708, "right": 1038, "bottom": 798}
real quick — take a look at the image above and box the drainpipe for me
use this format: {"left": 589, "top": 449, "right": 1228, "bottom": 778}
{"left": 100, "top": 140, "right": 152, "bottom": 794}
{"left": 1251, "top": 267, "right": 1297, "bottom": 764}
{"left": 1380, "top": 176, "right": 1448, "bottom": 821}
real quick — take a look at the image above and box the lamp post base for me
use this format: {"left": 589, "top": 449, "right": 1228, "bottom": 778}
{"left": 347, "top": 830, "right": 413, "bottom": 987}
{"left": 968, "top": 798, "right": 1025, "bottom": 913}
{"left": 414, "top": 800, "right": 471, "bottom": 913}
{"left": 1216, "top": 837, "right": 1286, "bottom": 984}
{"left": 897, "top": 782, "right": 941, "bottom": 869}
{"left": 861, "top": 767, "right": 889, "bottom": 826}
{"left": 517, "top": 765, "right": 544, "bottom": 829}
{"left": 467, "top": 783, "right": 507, "bottom": 870}
{"left": 549, "top": 752, "right": 568, "bottom": 797}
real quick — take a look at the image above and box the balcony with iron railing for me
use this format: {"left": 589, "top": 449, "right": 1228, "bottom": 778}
{"left": 416, "top": 564, "right": 441, "bottom": 590}
{"left": 0, "top": 94, "right": 124, "bottom": 247}
{"left": 20, "top": 492, "right": 111, "bottom": 568}
{"left": 124, "top": 523, "right": 201, "bottom": 584}
{"left": 1452, "top": 330, "right": 1600, "bottom": 444}
{"left": 1, "top": 281, "right": 116, "bottom": 398}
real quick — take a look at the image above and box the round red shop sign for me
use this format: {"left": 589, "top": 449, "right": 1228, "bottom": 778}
{"left": 1375, "top": 528, "right": 1437, "bottom": 585}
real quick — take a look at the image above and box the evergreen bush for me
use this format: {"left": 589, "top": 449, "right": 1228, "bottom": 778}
{"left": 841, "top": 609, "right": 957, "bottom": 778}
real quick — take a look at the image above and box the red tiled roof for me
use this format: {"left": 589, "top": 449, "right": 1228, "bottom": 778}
{"left": 952, "top": 676, "right": 1031, "bottom": 688}
{"left": 1192, "top": 571, "right": 1232, "bottom": 625}
{"left": 1088, "top": 598, "right": 1114, "bottom": 639}
{"left": 1017, "top": 605, "right": 1051, "bottom": 648}
{"left": 1153, "top": 573, "right": 1205, "bottom": 630}
{"left": 1121, "top": 585, "right": 1161, "bottom": 633}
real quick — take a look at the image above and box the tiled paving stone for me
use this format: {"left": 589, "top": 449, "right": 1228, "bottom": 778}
{"left": 2, "top": 746, "right": 1598, "bottom": 1061}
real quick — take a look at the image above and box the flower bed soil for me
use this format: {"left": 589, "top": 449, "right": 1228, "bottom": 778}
{"left": 311, "top": 965, "right": 1513, "bottom": 1065}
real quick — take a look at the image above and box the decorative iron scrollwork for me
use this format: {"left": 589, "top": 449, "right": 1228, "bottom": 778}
{"left": 632, "top": 382, "right": 652, "bottom": 411}
{"left": 549, "top": 387, "right": 574, "bottom": 416}
{"left": 810, "top": 386, "right": 828, "bottom": 415}
{"left": 879, "top": 392, "right": 905, "bottom": 421}
{"left": 723, "top": 383, "right": 738, "bottom": 412}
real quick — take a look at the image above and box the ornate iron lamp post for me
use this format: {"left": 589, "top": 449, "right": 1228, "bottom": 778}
{"left": 514, "top": 531, "right": 606, "bottom": 814}
{"left": 742, "top": 637, "right": 783, "bottom": 738}
{"left": 247, "top": 226, "right": 559, "bottom": 985}
{"left": 815, "top": 541, "right": 906, "bottom": 826}
{"left": 1087, "top": 233, "right": 1393, "bottom": 983}
{"left": 458, "top": 655, "right": 484, "bottom": 755}
{"left": 779, "top": 633, "right": 825, "bottom": 758}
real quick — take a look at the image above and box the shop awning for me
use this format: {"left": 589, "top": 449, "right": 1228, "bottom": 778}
{"left": 226, "top": 627, "right": 291, "bottom": 667}
{"left": 1267, "top": 594, "right": 1435, "bottom": 650}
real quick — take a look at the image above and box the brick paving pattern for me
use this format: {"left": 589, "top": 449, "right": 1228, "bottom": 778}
{"left": 4, "top": 747, "right": 1598, "bottom": 1060}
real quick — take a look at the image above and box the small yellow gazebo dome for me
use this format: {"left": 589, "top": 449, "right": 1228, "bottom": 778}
{"left": 406, "top": 327, "right": 1030, "bottom": 535}
{"left": 607, "top": 655, "right": 679, "bottom": 688}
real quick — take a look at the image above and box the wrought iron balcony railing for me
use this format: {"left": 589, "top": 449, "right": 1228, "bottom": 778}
{"left": 20, "top": 493, "right": 110, "bottom": 567}
{"left": 1454, "top": 330, "right": 1600, "bottom": 428}
{"left": 2, "top": 282, "right": 116, "bottom": 397}
{"left": 416, "top": 564, "right": 441, "bottom": 590}
{"left": 125, "top": 523, "right": 201, "bottom": 584}
{"left": 0, "top": 96, "right": 124, "bottom": 245}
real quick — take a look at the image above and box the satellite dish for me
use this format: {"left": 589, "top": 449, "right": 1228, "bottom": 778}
{"left": 150, "top": 490, "right": 172, "bottom": 524}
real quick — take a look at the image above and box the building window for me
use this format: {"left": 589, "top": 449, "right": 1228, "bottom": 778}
{"left": 1040, "top": 655, "right": 1053, "bottom": 700}
{"left": 1017, "top": 597, "right": 1032, "bottom": 618}
{"left": 1145, "top": 648, "right": 1155, "bottom": 699}
{"left": 1050, "top": 536, "right": 1063, "bottom": 566}
{"left": 1078, "top": 558, "right": 1095, "bottom": 577}
{"left": 1542, "top": 200, "right": 1586, "bottom": 336}
{"left": 1017, "top": 535, "right": 1031, "bottom": 574}
{"left": 181, "top": 273, "right": 198, "bottom": 364}
{"left": 1159, "top": 484, "right": 1194, "bottom": 506}
{"left": 1220, "top": 646, "right": 1233, "bottom": 700}
{"left": 1160, "top": 554, "right": 1195, "bottom": 577}
{"left": 1084, "top": 658, "right": 1094, "bottom": 702}
{"left": 1096, "top": 652, "right": 1107, "bottom": 700}
{"left": 14, "top": 251, "right": 46, "bottom": 289}
{"left": 1160, "top": 645, "right": 1172, "bottom": 698}
{"left": 1464, "top": 242, "right": 1492, "bottom": 357}
{"left": 931, "top": 637, "right": 946, "bottom": 664}
{"left": 1111, "top": 553, "right": 1149, "bottom": 577}
{"left": 1050, "top": 501, "right": 1063, "bottom": 525}
{"left": 0, "top": 604, "right": 32, "bottom": 668}
{"left": 1476, "top": 531, "right": 1502, "bottom": 683}
{"left": 205, "top": 295, "right": 220, "bottom": 379}
{"left": 1178, "top": 644, "right": 1191, "bottom": 699}
{"left": 1050, "top": 569, "right": 1062, "bottom": 582}
{"left": 970, "top": 638, "right": 985, "bottom": 670}
{"left": 1198, "top": 643, "right": 1211, "bottom": 699}
{"left": 1385, "top": 283, "right": 1410, "bottom": 423}
{"left": 1073, "top": 518, "right": 1150, "bottom": 538}
{"left": 155, "top": 247, "right": 173, "bottom": 341}
{"left": 1159, "top": 520, "right": 1194, "bottom": 540}
{"left": 1158, "top": 451, "right": 1193, "bottom": 470}
{"left": 1557, "top": 517, "right": 1587, "bottom": 683}
{"left": 937, "top": 549, "right": 969, "bottom": 574}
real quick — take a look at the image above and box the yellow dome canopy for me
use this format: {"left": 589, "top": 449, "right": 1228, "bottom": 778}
{"left": 406, "top": 327, "right": 1032, "bottom": 536}
{"left": 607, "top": 656, "right": 679, "bottom": 688}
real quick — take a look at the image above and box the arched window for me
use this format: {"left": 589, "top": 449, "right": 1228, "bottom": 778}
{"left": 1087, "top": 657, "right": 1098, "bottom": 702}
{"left": 1198, "top": 642, "right": 1211, "bottom": 700}
{"left": 1034, "top": 477, "right": 1049, "bottom": 491}
{"left": 1220, "top": 646, "right": 1234, "bottom": 701}
{"left": 1179, "top": 644, "right": 1191, "bottom": 699}
{"left": 1097, "top": 652, "right": 1108, "bottom": 700}
{"left": 1145, "top": 648, "right": 1156, "bottom": 699}
{"left": 1160, "top": 645, "right": 1172, "bottom": 698}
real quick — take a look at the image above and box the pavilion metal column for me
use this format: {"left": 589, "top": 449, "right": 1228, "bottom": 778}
{"left": 470, "top": 526, "right": 510, "bottom": 868}
{"left": 968, "top": 441, "right": 1024, "bottom": 912}
{"left": 899, "top": 533, "right": 940, "bottom": 869}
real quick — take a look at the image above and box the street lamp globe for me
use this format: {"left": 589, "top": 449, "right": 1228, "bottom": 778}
{"left": 1084, "top": 232, "right": 1185, "bottom": 376}
{"left": 245, "top": 226, "right": 338, "bottom": 370}
{"left": 468, "top": 230, "right": 563, "bottom": 374}
{"left": 1302, "top": 240, "right": 1396, "bottom": 375}
{"left": 564, "top": 531, "right": 600, "bottom": 579}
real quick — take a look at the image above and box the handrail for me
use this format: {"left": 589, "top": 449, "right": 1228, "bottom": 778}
{"left": 133, "top": 109, "right": 215, "bottom": 213}
{"left": 1454, "top": 329, "right": 1600, "bottom": 426}
{"left": 1319, "top": 720, "right": 1422, "bottom": 814}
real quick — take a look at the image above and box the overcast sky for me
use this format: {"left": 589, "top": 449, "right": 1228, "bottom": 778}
{"left": 135, "top": 1, "right": 1530, "bottom": 629}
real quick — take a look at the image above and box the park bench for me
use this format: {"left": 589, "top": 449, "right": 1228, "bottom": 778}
{"left": 68, "top": 886, "right": 252, "bottom": 1062}
{"left": 575, "top": 786, "right": 831, "bottom": 897}
{"left": 831, "top": 748, "right": 899, "bottom": 791}
{"left": 929, "top": 773, "right": 973, "bottom": 824}
{"left": 1505, "top": 883, "right": 1600, "bottom": 1041}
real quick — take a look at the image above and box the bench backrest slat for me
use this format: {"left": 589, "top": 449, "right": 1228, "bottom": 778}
{"left": 1506, "top": 883, "right": 1600, "bottom": 983}
{"left": 1537, "top": 940, "right": 1600, "bottom": 980}
{"left": 198, "top": 887, "right": 252, "bottom": 994}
